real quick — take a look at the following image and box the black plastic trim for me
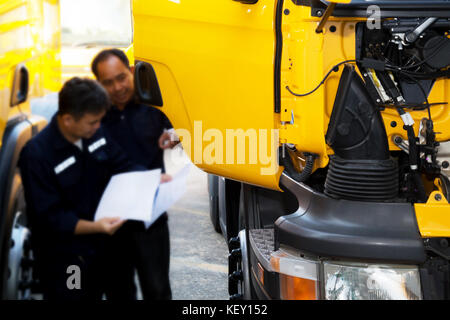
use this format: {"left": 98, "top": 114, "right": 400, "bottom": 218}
{"left": 274, "top": 0, "right": 284, "bottom": 113}
{"left": 233, "top": 0, "right": 258, "bottom": 3}
{"left": 248, "top": 238, "right": 279, "bottom": 299}
{"left": 134, "top": 61, "right": 163, "bottom": 107}
{"left": 10, "top": 64, "right": 29, "bottom": 107}
{"left": 275, "top": 173, "right": 427, "bottom": 264}
{"left": 321, "top": 2, "right": 450, "bottom": 18}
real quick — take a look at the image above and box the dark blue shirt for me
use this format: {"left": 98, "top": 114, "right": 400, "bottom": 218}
{"left": 18, "top": 115, "right": 141, "bottom": 258}
{"left": 101, "top": 101, "right": 172, "bottom": 172}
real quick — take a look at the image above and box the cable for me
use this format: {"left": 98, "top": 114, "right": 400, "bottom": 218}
{"left": 379, "top": 102, "right": 447, "bottom": 111}
{"left": 385, "top": 68, "right": 450, "bottom": 80}
{"left": 385, "top": 38, "right": 448, "bottom": 72}
{"left": 285, "top": 60, "right": 357, "bottom": 97}
{"left": 399, "top": 72, "right": 433, "bottom": 121}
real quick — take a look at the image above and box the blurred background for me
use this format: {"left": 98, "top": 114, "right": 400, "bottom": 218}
{"left": 60, "top": 0, "right": 132, "bottom": 82}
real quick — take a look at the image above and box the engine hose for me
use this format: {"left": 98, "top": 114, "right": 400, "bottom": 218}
{"left": 400, "top": 119, "right": 427, "bottom": 202}
{"left": 412, "top": 171, "right": 427, "bottom": 203}
{"left": 401, "top": 117, "right": 427, "bottom": 203}
{"left": 281, "top": 151, "right": 317, "bottom": 183}
{"left": 405, "top": 125, "right": 419, "bottom": 170}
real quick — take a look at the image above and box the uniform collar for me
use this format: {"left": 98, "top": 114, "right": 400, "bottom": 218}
{"left": 110, "top": 97, "right": 140, "bottom": 113}
{"left": 49, "top": 115, "right": 75, "bottom": 150}
{"left": 49, "top": 115, "right": 103, "bottom": 151}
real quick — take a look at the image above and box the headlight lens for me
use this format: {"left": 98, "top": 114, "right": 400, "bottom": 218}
{"left": 323, "top": 262, "right": 422, "bottom": 300}
{"left": 270, "top": 249, "right": 320, "bottom": 300}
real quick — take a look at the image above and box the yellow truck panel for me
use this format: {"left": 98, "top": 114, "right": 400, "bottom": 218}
{"left": 133, "top": 0, "right": 283, "bottom": 189}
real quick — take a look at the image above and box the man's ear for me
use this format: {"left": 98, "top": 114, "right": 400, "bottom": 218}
{"left": 130, "top": 65, "right": 135, "bottom": 75}
{"left": 61, "top": 113, "right": 75, "bottom": 127}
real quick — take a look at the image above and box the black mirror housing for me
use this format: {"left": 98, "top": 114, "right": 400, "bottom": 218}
{"left": 134, "top": 61, "right": 163, "bottom": 107}
{"left": 10, "top": 64, "right": 29, "bottom": 107}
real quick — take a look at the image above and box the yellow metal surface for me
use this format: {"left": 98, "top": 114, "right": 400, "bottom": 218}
{"left": 125, "top": 44, "right": 134, "bottom": 66}
{"left": 133, "top": 0, "right": 282, "bottom": 190}
{"left": 0, "top": 0, "right": 61, "bottom": 145}
{"left": 415, "top": 191, "right": 450, "bottom": 237}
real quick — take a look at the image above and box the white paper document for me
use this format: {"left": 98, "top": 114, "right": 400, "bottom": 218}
{"left": 94, "top": 164, "right": 191, "bottom": 228}
{"left": 145, "top": 164, "right": 191, "bottom": 229}
{"left": 94, "top": 169, "right": 161, "bottom": 223}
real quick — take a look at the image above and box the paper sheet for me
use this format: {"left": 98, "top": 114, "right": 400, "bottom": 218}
{"left": 94, "top": 169, "right": 161, "bottom": 223}
{"left": 94, "top": 164, "right": 191, "bottom": 228}
{"left": 145, "top": 164, "right": 191, "bottom": 229}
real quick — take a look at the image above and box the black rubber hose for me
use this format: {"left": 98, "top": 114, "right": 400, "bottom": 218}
{"left": 280, "top": 151, "right": 317, "bottom": 183}
{"left": 412, "top": 171, "right": 427, "bottom": 203}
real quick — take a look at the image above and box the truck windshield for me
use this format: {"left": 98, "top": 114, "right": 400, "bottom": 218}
{"left": 60, "top": 0, "right": 132, "bottom": 47}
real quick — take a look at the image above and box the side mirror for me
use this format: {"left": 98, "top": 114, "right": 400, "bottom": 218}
{"left": 10, "top": 64, "right": 29, "bottom": 107}
{"left": 134, "top": 61, "right": 163, "bottom": 107}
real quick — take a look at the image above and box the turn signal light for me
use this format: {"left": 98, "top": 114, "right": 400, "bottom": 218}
{"left": 270, "top": 248, "right": 319, "bottom": 300}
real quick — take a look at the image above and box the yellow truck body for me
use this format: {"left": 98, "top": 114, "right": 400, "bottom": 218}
{"left": 133, "top": 0, "right": 450, "bottom": 300}
{"left": 0, "top": 0, "right": 60, "bottom": 141}
{"left": 0, "top": 0, "right": 60, "bottom": 300}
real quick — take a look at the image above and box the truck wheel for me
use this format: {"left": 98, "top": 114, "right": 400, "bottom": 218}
{"left": 1, "top": 172, "right": 35, "bottom": 300}
{"left": 229, "top": 230, "right": 257, "bottom": 300}
{"left": 238, "top": 230, "right": 254, "bottom": 299}
{"left": 208, "top": 174, "right": 221, "bottom": 233}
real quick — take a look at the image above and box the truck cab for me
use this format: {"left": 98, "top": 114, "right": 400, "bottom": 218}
{"left": 132, "top": 0, "right": 450, "bottom": 299}
{"left": 0, "top": 0, "right": 61, "bottom": 299}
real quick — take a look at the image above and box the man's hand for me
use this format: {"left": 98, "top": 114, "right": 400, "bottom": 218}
{"left": 161, "top": 173, "right": 172, "bottom": 183}
{"left": 158, "top": 130, "right": 179, "bottom": 150}
{"left": 95, "top": 217, "right": 126, "bottom": 235}
{"left": 75, "top": 217, "right": 126, "bottom": 235}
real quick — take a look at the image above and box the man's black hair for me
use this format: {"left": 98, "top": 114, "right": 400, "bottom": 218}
{"left": 58, "top": 77, "right": 110, "bottom": 120}
{"left": 91, "top": 48, "right": 130, "bottom": 78}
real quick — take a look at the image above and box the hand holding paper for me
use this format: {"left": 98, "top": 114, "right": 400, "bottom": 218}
{"left": 94, "top": 164, "right": 190, "bottom": 228}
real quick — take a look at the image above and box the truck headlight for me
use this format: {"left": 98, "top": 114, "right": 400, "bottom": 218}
{"left": 323, "top": 262, "right": 422, "bottom": 300}
{"left": 270, "top": 248, "right": 320, "bottom": 300}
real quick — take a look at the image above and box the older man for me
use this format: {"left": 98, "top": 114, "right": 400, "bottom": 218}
{"left": 91, "top": 49, "right": 176, "bottom": 300}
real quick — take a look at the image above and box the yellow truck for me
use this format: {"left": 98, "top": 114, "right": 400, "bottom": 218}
{"left": 133, "top": 0, "right": 450, "bottom": 299}
{"left": 0, "top": 0, "right": 60, "bottom": 299}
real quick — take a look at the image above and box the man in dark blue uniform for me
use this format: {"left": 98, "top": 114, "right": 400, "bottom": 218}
{"left": 18, "top": 78, "right": 141, "bottom": 300}
{"left": 91, "top": 49, "right": 176, "bottom": 300}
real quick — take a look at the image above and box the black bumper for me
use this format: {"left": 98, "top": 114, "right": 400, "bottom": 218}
{"left": 275, "top": 173, "right": 427, "bottom": 264}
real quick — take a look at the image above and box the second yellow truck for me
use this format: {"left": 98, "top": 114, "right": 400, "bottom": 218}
{"left": 0, "top": 0, "right": 61, "bottom": 299}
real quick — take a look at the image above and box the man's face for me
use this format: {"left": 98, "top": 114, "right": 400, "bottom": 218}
{"left": 64, "top": 111, "right": 106, "bottom": 140}
{"left": 96, "top": 55, "right": 135, "bottom": 108}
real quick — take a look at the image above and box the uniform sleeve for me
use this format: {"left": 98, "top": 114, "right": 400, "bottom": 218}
{"left": 18, "top": 145, "right": 79, "bottom": 237}
{"left": 161, "top": 111, "right": 173, "bottom": 130}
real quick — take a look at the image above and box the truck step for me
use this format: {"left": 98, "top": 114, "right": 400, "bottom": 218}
{"left": 249, "top": 229, "right": 275, "bottom": 272}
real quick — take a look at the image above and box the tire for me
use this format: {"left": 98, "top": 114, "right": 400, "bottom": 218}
{"left": 0, "top": 172, "right": 34, "bottom": 300}
{"left": 208, "top": 174, "right": 221, "bottom": 233}
{"left": 239, "top": 229, "right": 257, "bottom": 300}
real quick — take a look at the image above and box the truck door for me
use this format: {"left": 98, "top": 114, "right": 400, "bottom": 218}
{"left": 133, "top": 0, "right": 283, "bottom": 190}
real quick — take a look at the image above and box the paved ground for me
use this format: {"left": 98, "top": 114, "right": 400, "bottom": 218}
{"left": 163, "top": 147, "right": 229, "bottom": 300}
